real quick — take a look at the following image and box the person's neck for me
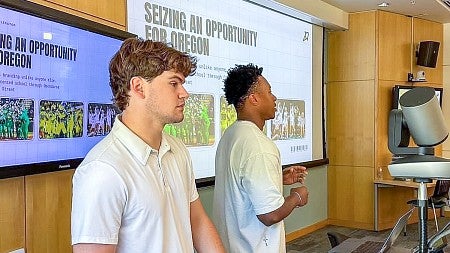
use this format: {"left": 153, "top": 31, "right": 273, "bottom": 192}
{"left": 121, "top": 111, "right": 163, "bottom": 150}
{"left": 237, "top": 111, "right": 265, "bottom": 130}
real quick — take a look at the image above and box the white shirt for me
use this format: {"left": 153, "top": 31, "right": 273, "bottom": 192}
{"left": 213, "top": 120, "right": 286, "bottom": 253}
{"left": 71, "top": 116, "right": 199, "bottom": 253}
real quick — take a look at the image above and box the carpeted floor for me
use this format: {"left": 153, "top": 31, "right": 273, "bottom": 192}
{"left": 287, "top": 216, "right": 450, "bottom": 252}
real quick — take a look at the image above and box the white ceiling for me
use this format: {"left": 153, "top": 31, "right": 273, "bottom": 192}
{"left": 321, "top": 0, "right": 450, "bottom": 23}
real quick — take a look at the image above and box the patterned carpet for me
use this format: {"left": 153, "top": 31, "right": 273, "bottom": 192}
{"left": 287, "top": 216, "right": 450, "bottom": 252}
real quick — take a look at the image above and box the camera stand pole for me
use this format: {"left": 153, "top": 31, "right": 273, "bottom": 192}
{"left": 415, "top": 178, "right": 432, "bottom": 253}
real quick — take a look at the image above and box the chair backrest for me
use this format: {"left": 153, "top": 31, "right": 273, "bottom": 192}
{"left": 432, "top": 180, "right": 450, "bottom": 199}
{"left": 326, "top": 232, "right": 350, "bottom": 248}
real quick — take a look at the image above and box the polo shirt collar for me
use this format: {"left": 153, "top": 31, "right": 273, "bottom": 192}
{"left": 112, "top": 115, "right": 171, "bottom": 165}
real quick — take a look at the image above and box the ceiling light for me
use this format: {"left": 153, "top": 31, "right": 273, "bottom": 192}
{"left": 378, "top": 2, "right": 390, "bottom": 7}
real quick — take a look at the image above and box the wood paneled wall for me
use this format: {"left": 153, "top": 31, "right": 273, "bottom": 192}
{"left": 326, "top": 80, "right": 375, "bottom": 167}
{"left": 0, "top": 177, "right": 24, "bottom": 253}
{"left": 29, "top": 0, "right": 126, "bottom": 30}
{"left": 377, "top": 12, "right": 411, "bottom": 82}
{"left": 327, "top": 11, "right": 377, "bottom": 230}
{"left": 0, "top": 1, "right": 127, "bottom": 252}
{"left": 327, "top": 10, "right": 443, "bottom": 230}
{"left": 25, "top": 170, "right": 74, "bottom": 253}
{"left": 327, "top": 12, "right": 376, "bottom": 82}
{"left": 412, "top": 18, "right": 444, "bottom": 85}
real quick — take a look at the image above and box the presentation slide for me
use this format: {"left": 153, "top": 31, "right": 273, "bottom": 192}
{"left": 128, "top": 0, "right": 313, "bottom": 180}
{"left": 0, "top": 5, "right": 124, "bottom": 171}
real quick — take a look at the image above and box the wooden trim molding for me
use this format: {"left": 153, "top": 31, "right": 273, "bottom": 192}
{"left": 285, "top": 219, "right": 329, "bottom": 242}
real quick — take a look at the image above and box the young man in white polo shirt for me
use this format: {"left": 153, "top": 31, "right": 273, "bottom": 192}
{"left": 71, "top": 38, "right": 225, "bottom": 253}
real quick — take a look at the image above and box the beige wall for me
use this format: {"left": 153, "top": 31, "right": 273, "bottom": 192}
{"left": 443, "top": 24, "right": 450, "bottom": 157}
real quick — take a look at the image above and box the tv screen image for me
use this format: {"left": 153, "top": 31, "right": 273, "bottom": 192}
{"left": 38, "top": 100, "right": 84, "bottom": 139}
{"left": 0, "top": 1, "right": 134, "bottom": 178}
{"left": 163, "top": 93, "right": 215, "bottom": 147}
{"left": 271, "top": 99, "right": 306, "bottom": 141}
{"left": 86, "top": 103, "right": 120, "bottom": 137}
{"left": 0, "top": 97, "right": 34, "bottom": 140}
{"left": 219, "top": 95, "right": 237, "bottom": 136}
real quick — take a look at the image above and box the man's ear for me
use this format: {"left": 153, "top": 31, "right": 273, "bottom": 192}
{"left": 248, "top": 93, "right": 259, "bottom": 106}
{"left": 130, "top": 76, "right": 145, "bottom": 98}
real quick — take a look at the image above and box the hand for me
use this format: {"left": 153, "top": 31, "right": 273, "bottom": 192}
{"left": 290, "top": 186, "right": 308, "bottom": 207}
{"left": 283, "top": 166, "right": 308, "bottom": 185}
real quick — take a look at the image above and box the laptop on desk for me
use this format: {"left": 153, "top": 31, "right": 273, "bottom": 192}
{"left": 328, "top": 208, "right": 414, "bottom": 253}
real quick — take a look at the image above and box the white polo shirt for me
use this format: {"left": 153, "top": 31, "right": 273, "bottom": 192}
{"left": 213, "top": 120, "right": 286, "bottom": 253}
{"left": 71, "top": 116, "right": 198, "bottom": 253}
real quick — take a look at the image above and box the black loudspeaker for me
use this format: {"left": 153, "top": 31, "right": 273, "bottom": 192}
{"left": 416, "top": 41, "right": 440, "bottom": 68}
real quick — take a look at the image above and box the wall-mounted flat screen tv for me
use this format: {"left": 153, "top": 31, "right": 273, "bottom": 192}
{"left": 0, "top": 0, "right": 135, "bottom": 179}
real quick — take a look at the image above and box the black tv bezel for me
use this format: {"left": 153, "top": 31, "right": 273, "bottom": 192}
{"left": 392, "top": 85, "right": 443, "bottom": 110}
{"left": 0, "top": 0, "right": 135, "bottom": 179}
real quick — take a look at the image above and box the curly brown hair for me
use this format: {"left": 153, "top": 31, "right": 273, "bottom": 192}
{"left": 109, "top": 37, "right": 197, "bottom": 111}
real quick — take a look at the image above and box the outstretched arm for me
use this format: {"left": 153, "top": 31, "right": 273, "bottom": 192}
{"left": 190, "top": 198, "right": 225, "bottom": 253}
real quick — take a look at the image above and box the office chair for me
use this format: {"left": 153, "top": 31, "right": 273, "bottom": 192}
{"left": 326, "top": 231, "right": 350, "bottom": 248}
{"left": 407, "top": 180, "right": 450, "bottom": 216}
{"left": 404, "top": 180, "right": 450, "bottom": 235}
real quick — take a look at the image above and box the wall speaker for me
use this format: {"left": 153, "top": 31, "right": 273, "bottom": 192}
{"left": 416, "top": 41, "right": 440, "bottom": 68}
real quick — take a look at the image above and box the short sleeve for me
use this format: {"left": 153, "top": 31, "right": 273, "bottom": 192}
{"left": 186, "top": 150, "right": 199, "bottom": 203}
{"left": 71, "top": 161, "right": 127, "bottom": 245}
{"left": 241, "top": 152, "right": 284, "bottom": 215}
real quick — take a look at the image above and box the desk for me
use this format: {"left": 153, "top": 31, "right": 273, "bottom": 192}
{"left": 374, "top": 179, "right": 435, "bottom": 231}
